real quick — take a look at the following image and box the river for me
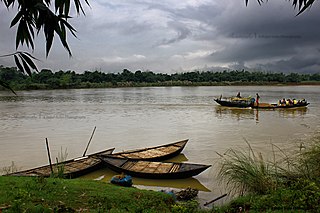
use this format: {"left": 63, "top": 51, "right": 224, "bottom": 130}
{"left": 0, "top": 85, "right": 319, "bottom": 205}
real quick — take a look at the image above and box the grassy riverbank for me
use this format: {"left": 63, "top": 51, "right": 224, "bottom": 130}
{"left": 0, "top": 176, "right": 175, "bottom": 212}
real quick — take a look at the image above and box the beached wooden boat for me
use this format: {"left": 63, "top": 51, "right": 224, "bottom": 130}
{"left": 99, "top": 156, "right": 211, "bottom": 179}
{"left": 7, "top": 148, "right": 115, "bottom": 178}
{"left": 252, "top": 102, "right": 309, "bottom": 109}
{"left": 108, "top": 139, "right": 188, "bottom": 161}
{"left": 214, "top": 97, "right": 254, "bottom": 108}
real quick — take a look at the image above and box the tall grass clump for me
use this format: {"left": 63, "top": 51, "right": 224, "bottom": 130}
{"left": 294, "top": 135, "right": 320, "bottom": 180}
{"left": 217, "top": 140, "right": 279, "bottom": 195}
{"left": 51, "top": 147, "right": 68, "bottom": 178}
{"left": 0, "top": 161, "right": 19, "bottom": 175}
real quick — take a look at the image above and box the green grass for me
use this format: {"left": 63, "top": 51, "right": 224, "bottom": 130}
{"left": 0, "top": 176, "right": 174, "bottom": 212}
{"left": 215, "top": 135, "right": 320, "bottom": 212}
{"left": 217, "top": 142, "right": 277, "bottom": 195}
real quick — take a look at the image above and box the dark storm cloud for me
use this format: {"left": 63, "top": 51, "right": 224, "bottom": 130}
{"left": 205, "top": 1, "right": 320, "bottom": 72}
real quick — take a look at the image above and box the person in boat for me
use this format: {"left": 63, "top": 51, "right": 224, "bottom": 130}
{"left": 293, "top": 98, "right": 298, "bottom": 105}
{"left": 285, "top": 99, "right": 289, "bottom": 105}
{"left": 256, "top": 93, "right": 260, "bottom": 106}
{"left": 236, "top": 92, "right": 241, "bottom": 98}
{"left": 288, "top": 99, "right": 293, "bottom": 105}
{"left": 281, "top": 98, "right": 286, "bottom": 106}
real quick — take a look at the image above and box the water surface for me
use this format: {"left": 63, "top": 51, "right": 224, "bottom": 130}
{"left": 1, "top": 86, "right": 319, "bottom": 204}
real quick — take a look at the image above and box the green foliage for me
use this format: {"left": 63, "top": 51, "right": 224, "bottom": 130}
{"left": 50, "top": 147, "right": 68, "bottom": 178}
{"left": 296, "top": 139, "right": 320, "bottom": 180}
{"left": 171, "top": 200, "right": 200, "bottom": 213}
{"left": 219, "top": 178, "right": 320, "bottom": 212}
{"left": 1, "top": 66, "right": 319, "bottom": 91}
{"left": 0, "top": 0, "right": 89, "bottom": 83}
{"left": 217, "top": 142, "right": 277, "bottom": 195}
{"left": 216, "top": 135, "right": 320, "bottom": 212}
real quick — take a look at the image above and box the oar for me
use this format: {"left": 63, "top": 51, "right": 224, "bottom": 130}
{"left": 45, "top": 138, "right": 53, "bottom": 174}
{"left": 82, "top": 126, "right": 97, "bottom": 157}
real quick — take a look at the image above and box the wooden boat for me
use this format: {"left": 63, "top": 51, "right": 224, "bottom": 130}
{"left": 7, "top": 148, "right": 115, "bottom": 178}
{"left": 107, "top": 139, "right": 188, "bottom": 161}
{"left": 252, "top": 102, "right": 309, "bottom": 109}
{"left": 99, "top": 156, "right": 211, "bottom": 179}
{"left": 214, "top": 97, "right": 254, "bottom": 108}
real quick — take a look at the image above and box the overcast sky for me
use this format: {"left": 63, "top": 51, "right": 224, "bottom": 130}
{"left": 1, "top": 0, "right": 320, "bottom": 73}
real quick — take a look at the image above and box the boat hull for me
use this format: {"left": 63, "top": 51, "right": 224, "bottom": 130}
{"left": 100, "top": 156, "right": 211, "bottom": 179}
{"left": 6, "top": 148, "right": 115, "bottom": 178}
{"left": 106, "top": 139, "right": 188, "bottom": 161}
{"left": 214, "top": 99, "right": 253, "bottom": 108}
{"left": 252, "top": 102, "right": 309, "bottom": 109}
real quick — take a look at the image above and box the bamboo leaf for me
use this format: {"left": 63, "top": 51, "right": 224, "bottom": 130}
{"left": 23, "top": 52, "right": 39, "bottom": 60}
{"left": 16, "top": 20, "right": 25, "bottom": 49}
{"left": 13, "top": 55, "right": 24, "bottom": 73}
{"left": 65, "top": 0, "right": 71, "bottom": 17}
{"left": 296, "top": 0, "right": 315, "bottom": 15}
{"left": 20, "top": 56, "right": 32, "bottom": 76}
{"left": 45, "top": 25, "right": 54, "bottom": 57}
{"left": 10, "top": 11, "right": 23, "bottom": 27}
{"left": 19, "top": 52, "right": 39, "bottom": 72}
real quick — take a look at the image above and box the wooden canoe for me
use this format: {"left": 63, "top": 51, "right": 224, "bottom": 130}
{"left": 214, "top": 98, "right": 254, "bottom": 108}
{"left": 107, "top": 139, "right": 188, "bottom": 161}
{"left": 6, "top": 148, "right": 115, "bottom": 178}
{"left": 99, "top": 156, "right": 211, "bottom": 179}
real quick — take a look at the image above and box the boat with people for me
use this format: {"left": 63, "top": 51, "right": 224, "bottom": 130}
{"left": 108, "top": 139, "right": 188, "bottom": 161}
{"left": 215, "top": 93, "right": 309, "bottom": 109}
{"left": 214, "top": 96, "right": 255, "bottom": 108}
{"left": 99, "top": 156, "right": 211, "bottom": 179}
{"left": 6, "top": 148, "right": 115, "bottom": 178}
{"left": 252, "top": 99, "right": 309, "bottom": 109}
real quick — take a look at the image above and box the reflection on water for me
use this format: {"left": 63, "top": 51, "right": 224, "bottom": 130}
{"left": 215, "top": 106, "right": 309, "bottom": 122}
{"left": 163, "top": 153, "right": 189, "bottom": 163}
{"left": 277, "top": 107, "right": 308, "bottom": 118}
{"left": 81, "top": 168, "right": 211, "bottom": 192}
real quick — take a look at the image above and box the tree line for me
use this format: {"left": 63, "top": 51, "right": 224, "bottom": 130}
{"left": 0, "top": 66, "right": 320, "bottom": 90}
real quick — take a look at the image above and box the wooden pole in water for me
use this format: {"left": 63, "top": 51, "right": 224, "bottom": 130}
{"left": 83, "top": 126, "right": 97, "bottom": 157}
{"left": 204, "top": 193, "right": 228, "bottom": 206}
{"left": 45, "top": 138, "right": 53, "bottom": 174}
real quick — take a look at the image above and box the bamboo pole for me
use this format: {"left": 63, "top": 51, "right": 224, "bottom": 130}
{"left": 82, "top": 126, "right": 97, "bottom": 157}
{"left": 204, "top": 193, "right": 228, "bottom": 206}
{"left": 45, "top": 138, "right": 53, "bottom": 174}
